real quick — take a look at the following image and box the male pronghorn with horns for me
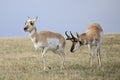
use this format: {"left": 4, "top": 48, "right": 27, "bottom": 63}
{"left": 24, "top": 16, "right": 66, "bottom": 70}
{"left": 65, "top": 23, "right": 103, "bottom": 67}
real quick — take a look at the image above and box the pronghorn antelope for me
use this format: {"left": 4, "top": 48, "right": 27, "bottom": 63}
{"left": 24, "top": 16, "right": 66, "bottom": 70}
{"left": 65, "top": 23, "right": 103, "bottom": 67}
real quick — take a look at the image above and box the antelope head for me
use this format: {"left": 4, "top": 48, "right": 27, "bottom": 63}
{"left": 65, "top": 31, "right": 82, "bottom": 52}
{"left": 24, "top": 16, "right": 38, "bottom": 32}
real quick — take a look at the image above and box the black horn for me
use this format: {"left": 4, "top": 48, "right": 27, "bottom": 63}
{"left": 70, "top": 31, "right": 76, "bottom": 39}
{"left": 65, "top": 31, "right": 71, "bottom": 40}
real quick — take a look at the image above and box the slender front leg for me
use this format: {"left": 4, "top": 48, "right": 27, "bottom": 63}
{"left": 88, "top": 44, "right": 94, "bottom": 67}
{"left": 42, "top": 47, "right": 51, "bottom": 70}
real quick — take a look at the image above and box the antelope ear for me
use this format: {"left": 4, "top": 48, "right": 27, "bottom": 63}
{"left": 79, "top": 38, "right": 82, "bottom": 41}
{"left": 76, "top": 32, "right": 79, "bottom": 38}
{"left": 28, "top": 17, "right": 30, "bottom": 19}
{"left": 75, "top": 32, "right": 81, "bottom": 41}
{"left": 74, "top": 32, "right": 79, "bottom": 39}
{"left": 33, "top": 16, "right": 38, "bottom": 22}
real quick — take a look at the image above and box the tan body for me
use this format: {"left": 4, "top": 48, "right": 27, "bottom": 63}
{"left": 24, "top": 17, "right": 66, "bottom": 70}
{"left": 36, "top": 31, "right": 65, "bottom": 44}
{"left": 80, "top": 23, "right": 103, "bottom": 45}
{"left": 30, "top": 30, "right": 65, "bottom": 51}
{"left": 65, "top": 23, "right": 103, "bottom": 67}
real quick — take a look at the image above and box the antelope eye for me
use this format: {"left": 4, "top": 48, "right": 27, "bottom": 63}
{"left": 74, "top": 40, "right": 78, "bottom": 42}
{"left": 30, "top": 22, "right": 34, "bottom": 25}
{"left": 73, "top": 39, "right": 78, "bottom": 42}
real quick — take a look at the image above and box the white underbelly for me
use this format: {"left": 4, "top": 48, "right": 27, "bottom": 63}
{"left": 31, "top": 37, "right": 43, "bottom": 50}
{"left": 34, "top": 43, "right": 43, "bottom": 50}
{"left": 32, "top": 37, "right": 60, "bottom": 50}
{"left": 47, "top": 38, "right": 60, "bottom": 49}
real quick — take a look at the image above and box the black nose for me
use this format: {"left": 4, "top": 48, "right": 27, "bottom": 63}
{"left": 24, "top": 27, "right": 27, "bottom": 31}
{"left": 70, "top": 49, "right": 74, "bottom": 53}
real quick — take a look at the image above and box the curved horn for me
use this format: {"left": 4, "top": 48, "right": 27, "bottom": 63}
{"left": 65, "top": 31, "right": 71, "bottom": 40}
{"left": 70, "top": 31, "right": 76, "bottom": 39}
{"left": 65, "top": 31, "right": 70, "bottom": 38}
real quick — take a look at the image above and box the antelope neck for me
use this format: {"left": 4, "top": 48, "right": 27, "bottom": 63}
{"left": 29, "top": 28, "right": 37, "bottom": 41}
{"left": 80, "top": 39, "right": 88, "bottom": 45}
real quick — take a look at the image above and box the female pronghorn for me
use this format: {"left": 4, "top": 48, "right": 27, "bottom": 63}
{"left": 65, "top": 23, "right": 103, "bottom": 67}
{"left": 24, "top": 16, "right": 66, "bottom": 70}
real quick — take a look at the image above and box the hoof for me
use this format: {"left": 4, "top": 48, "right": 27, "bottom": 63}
{"left": 48, "top": 66, "right": 51, "bottom": 70}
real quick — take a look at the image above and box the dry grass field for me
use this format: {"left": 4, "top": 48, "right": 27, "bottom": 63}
{"left": 0, "top": 34, "right": 120, "bottom": 80}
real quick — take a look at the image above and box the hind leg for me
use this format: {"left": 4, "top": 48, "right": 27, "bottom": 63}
{"left": 53, "top": 50, "right": 66, "bottom": 69}
{"left": 59, "top": 51, "right": 66, "bottom": 69}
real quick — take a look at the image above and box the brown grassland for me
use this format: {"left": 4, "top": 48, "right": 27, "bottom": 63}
{"left": 0, "top": 34, "right": 120, "bottom": 80}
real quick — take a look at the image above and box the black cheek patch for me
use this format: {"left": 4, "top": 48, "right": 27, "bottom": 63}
{"left": 70, "top": 43, "right": 75, "bottom": 52}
